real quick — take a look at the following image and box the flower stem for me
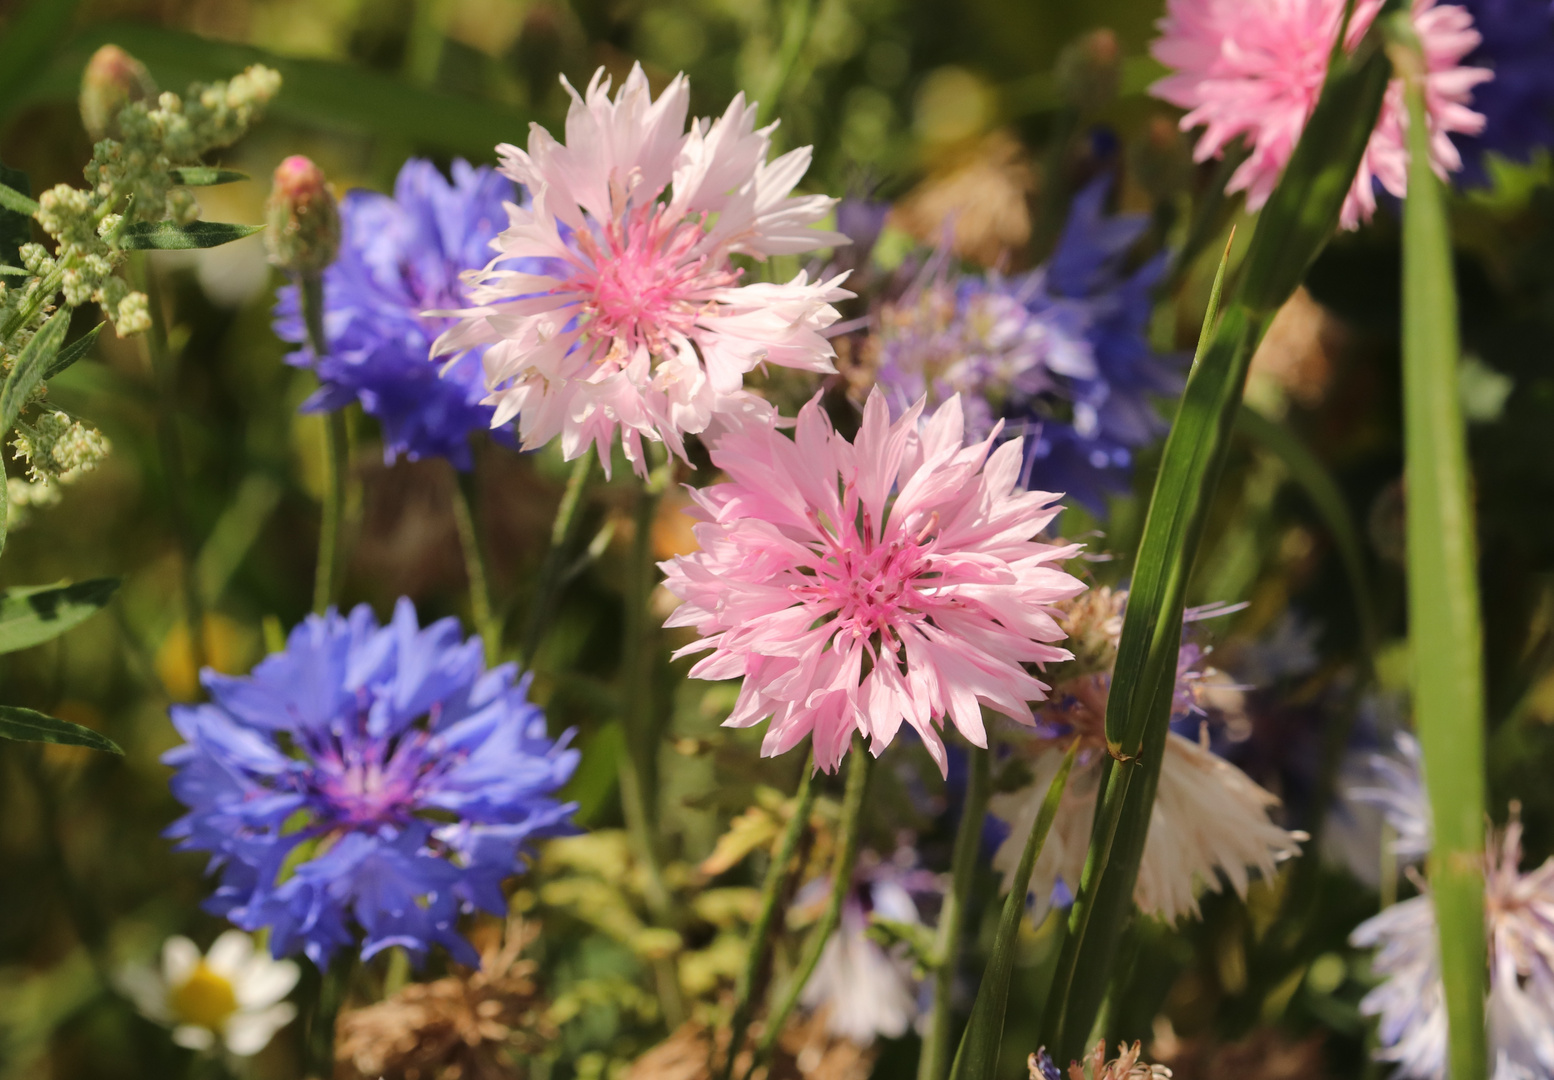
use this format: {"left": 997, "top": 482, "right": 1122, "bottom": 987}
{"left": 517, "top": 452, "right": 594, "bottom": 668}
{"left": 305, "top": 956, "right": 352, "bottom": 1080}
{"left": 748, "top": 737, "right": 874, "bottom": 1076}
{"left": 719, "top": 754, "right": 818, "bottom": 1080}
{"left": 131, "top": 253, "right": 205, "bottom": 671}
{"left": 919, "top": 745, "right": 990, "bottom": 1080}
{"left": 449, "top": 462, "right": 500, "bottom": 665}
{"left": 618, "top": 460, "right": 683, "bottom": 1028}
{"left": 300, "top": 272, "right": 349, "bottom": 616}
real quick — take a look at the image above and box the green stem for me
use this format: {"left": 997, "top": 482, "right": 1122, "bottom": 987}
{"left": 133, "top": 254, "right": 205, "bottom": 671}
{"left": 450, "top": 464, "right": 499, "bottom": 664}
{"left": 720, "top": 755, "right": 818, "bottom": 1080}
{"left": 300, "top": 273, "right": 349, "bottom": 616}
{"left": 919, "top": 745, "right": 990, "bottom": 1080}
{"left": 755, "top": 0, "right": 817, "bottom": 127}
{"left": 748, "top": 738, "right": 873, "bottom": 1075}
{"left": 1390, "top": 18, "right": 1487, "bottom": 1080}
{"left": 306, "top": 958, "right": 352, "bottom": 1080}
{"left": 617, "top": 461, "right": 683, "bottom": 1028}
{"left": 517, "top": 453, "right": 594, "bottom": 668}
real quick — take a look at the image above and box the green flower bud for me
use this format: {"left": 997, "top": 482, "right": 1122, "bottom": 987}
{"left": 79, "top": 45, "right": 158, "bottom": 143}
{"left": 264, "top": 156, "right": 340, "bottom": 275}
{"left": 1055, "top": 29, "right": 1120, "bottom": 114}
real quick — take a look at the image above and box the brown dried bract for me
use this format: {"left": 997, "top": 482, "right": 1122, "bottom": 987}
{"left": 334, "top": 922, "right": 553, "bottom": 1080}
{"left": 623, "top": 1010, "right": 875, "bottom": 1080}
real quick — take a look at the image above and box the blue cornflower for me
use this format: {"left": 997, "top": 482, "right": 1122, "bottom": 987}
{"left": 163, "top": 599, "right": 579, "bottom": 967}
{"left": 871, "top": 177, "right": 1180, "bottom": 514}
{"left": 1453, "top": 0, "right": 1554, "bottom": 183}
{"left": 274, "top": 159, "right": 522, "bottom": 470}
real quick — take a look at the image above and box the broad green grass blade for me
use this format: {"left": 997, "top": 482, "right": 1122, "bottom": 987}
{"left": 948, "top": 740, "right": 1080, "bottom": 1080}
{"left": 0, "top": 578, "right": 120, "bottom": 655}
{"left": 5, "top": 22, "right": 535, "bottom": 160}
{"left": 1042, "top": 23, "right": 1396, "bottom": 1060}
{"left": 1235, "top": 406, "right": 1379, "bottom": 652}
{"left": 1389, "top": 14, "right": 1488, "bottom": 1080}
{"left": 0, "top": 704, "right": 121, "bottom": 754}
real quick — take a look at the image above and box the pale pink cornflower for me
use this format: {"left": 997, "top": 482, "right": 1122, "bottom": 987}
{"left": 1150, "top": 0, "right": 1491, "bottom": 228}
{"left": 434, "top": 65, "right": 851, "bottom": 476}
{"left": 660, "top": 390, "right": 1086, "bottom": 774}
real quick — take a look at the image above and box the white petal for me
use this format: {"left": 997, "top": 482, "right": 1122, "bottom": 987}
{"left": 222, "top": 1003, "right": 296, "bottom": 1057}
{"left": 161, "top": 937, "right": 200, "bottom": 987}
{"left": 172, "top": 1024, "right": 216, "bottom": 1052}
{"left": 234, "top": 957, "right": 300, "bottom": 1009}
{"left": 203, "top": 930, "right": 252, "bottom": 979}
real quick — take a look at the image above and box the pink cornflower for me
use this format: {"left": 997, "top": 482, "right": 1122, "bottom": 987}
{"left": 1150, "top": 0, "right": 1491, "bottom": 228}
{"left": 435, "top": 65, "right": 851, "bottom": 476}
{"left": 660, "top": 390, "right": 1086, "bottom": 774}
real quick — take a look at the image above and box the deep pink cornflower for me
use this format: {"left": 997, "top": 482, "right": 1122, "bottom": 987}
{"left": 1150, "top": 0, "right": 1491, "bottom": 228}
{"left": 661, "top": 391, "right": 1086, "bottom": 774}
{"left": 435, "top": 65, "right": 851, "bottom": 477}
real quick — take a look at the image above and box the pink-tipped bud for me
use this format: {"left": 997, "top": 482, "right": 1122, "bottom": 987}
{"left": 1055, "top": 28, "right": 1120, "bottom": 114}
{"left": 264, "top": 156, "right": 340, "bottom": 274}
{"left": 79, "top": 45, "right": 158, "bottom": 143}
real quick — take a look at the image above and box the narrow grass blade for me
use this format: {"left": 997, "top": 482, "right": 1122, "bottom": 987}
{"left": 0, "top": 181, "right": 40, "bottom": 217}
{"left": 1235, "top": 406, "right": 1379, "bottom": 652}
{"left": 0, "top": 705, "right": 121, "bottom": 754}
{"left": 1388, "top": 14, "right": 1488, "bottom": 1080}
{"left": 1041, "top": 22, "right": 1393, "bottom": 1056}
{"left": 0, "top": 578, "right": 120, "bottom": 654}
{"left": 948, "top": 740, "right": 1081, "bottom": 1080}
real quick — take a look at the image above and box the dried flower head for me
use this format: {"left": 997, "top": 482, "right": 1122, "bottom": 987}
{"left": 1030, "top": 1041, "right": 1173, "bottom": 1080}
{"left": 335, "top": 922, "right": 553, "bottom": 1080}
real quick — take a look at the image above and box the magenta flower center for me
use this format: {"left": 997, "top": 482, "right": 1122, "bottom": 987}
{"left": 300, "top": 708, "right": 451, "bottom": 830}
{"left": 568, "top": 205, "right": 738, "bottom": 357}
{"left": 794, "top": 501, "right": 939, "bottom": 647}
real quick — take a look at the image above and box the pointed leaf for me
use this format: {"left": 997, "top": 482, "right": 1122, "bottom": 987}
{"left": 0, "top": 705, "right": 122, "bottom": 754}
{"left": 0, "top": 305, "right": 70, "bottom": 434}
{"left": 169, "top": 166, "right": 249, "bottom": 186}
{"left": 0, "top": 578, "right": 121, "bottom": 654}
{"left": 118, "top": 220, "right": 264, "bottom": 250}
{"left": 0, "top": 166, "right": 33, "bottom": 271}
{"left": 43, "top": 322, "right": 104, "bottom": 380}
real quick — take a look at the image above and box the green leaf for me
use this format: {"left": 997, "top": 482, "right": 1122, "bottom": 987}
{"left": 1390, "top": 14, "right": 1488, "bottom": 1080}
{"left": 118, "top": 220, "right": 264, "bottom": 250}
{"left": 0, "top": 305, "right": 70, "bottom": 435}
{"left": 8, "top": 22, "right": 535, "bottom": 160}
{"left": 0, "top": 166, "right": 33, "bottom": 271}
{"left": 1235, "top": 406, "right": 1378, "bottom": 652}
{"left": 0, "top": 578, "right": 120, "bottom": 655}
{"left": 1040, "top": 20, "right": 1398, "bottom": 1060}
{"left": 0, "top": 704, "right": 122, "bottom": 754}
{"left": 948, "top": 740, "right": 1080, "bottom": 1080}
{"left": 43, "top": 322, "right": 103, "bottom": 380}
{"left": 168, "top": 166, "right": 249, "bottom": 186}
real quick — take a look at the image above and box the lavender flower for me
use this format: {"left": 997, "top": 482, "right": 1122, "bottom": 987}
{"left": 163, "top": 599, "right": 579, "bottom": 967}
{"left": 871, "top": 177, "right": 1180, "bottom": 513}
{"left": 274, "top": 159, "right": 524, "bottom": 470}
{"left": 1453, "top": 0, "right": 1554, "bottom": 183}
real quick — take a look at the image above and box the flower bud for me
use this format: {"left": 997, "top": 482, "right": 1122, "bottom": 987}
{"left": 1055, "top": 29, "right": 1120, "bottom": 114}
{"left": 264, "top": 156, "right": 340, "bottom": 274}
{"left": 79, "top": 45, "right": 158, "bottom": 143}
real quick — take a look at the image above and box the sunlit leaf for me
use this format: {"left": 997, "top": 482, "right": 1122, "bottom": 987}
{"left": 0, "top": 578, "right": 120, "bottom": 655}
{"left": 0, "top": 705, "right": 122, "bottom": 754}
{"left": 118, "top": 220, "right": 264, "bottom": 250}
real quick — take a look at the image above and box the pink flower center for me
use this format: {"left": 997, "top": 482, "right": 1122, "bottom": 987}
{"left": 794, "top": 502, "right": 940, "bottom": 648}
{"left": 569, "top": 205, "right": 739, "bottom": 358}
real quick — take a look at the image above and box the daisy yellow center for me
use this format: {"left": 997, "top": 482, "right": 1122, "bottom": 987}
{"left": 170, "top": 963, "right": 239, "bottom": 1031}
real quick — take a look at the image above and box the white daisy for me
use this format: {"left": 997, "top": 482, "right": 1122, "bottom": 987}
{"left": 118, "top": 930, "right": 300, "bottom": 1056}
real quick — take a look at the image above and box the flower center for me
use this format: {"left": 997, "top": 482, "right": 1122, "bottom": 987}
{"left": 170, "top": 963, "right": 239, "bottom": 1031}
{"left": 795, "top": 506, "right": 938, "bottom": 646}
{"left": 571, "top": 206, "right": 737, "bottom": 358}
{"left": 306, "top": 722, "right": 439, "bottom": 830}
